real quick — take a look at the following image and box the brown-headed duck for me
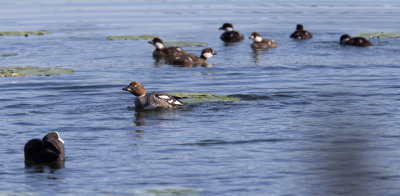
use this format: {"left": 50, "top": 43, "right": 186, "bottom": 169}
{"left": 122, "top": 81, "right": 183, "bottom": 109}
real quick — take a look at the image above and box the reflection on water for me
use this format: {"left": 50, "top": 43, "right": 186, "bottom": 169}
{"left": 25, "top": 160, "right": 65, "bottom": 172}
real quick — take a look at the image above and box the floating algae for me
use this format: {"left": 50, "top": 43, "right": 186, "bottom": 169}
{"left": 164, "top": 41, "right": 208, "bottom": 47}
{"left": 356, "top": 32, "right": 400, "bottom": 39}
{"left": 0, "top": 30, "right": 51, "bottom": 36}
{"left": 0, "top": 66, "right": 74, "bottom": 77}
{"left": 170, "top": 92, "right": 240, "bottom": 103}
{"left": 107, "top": 35, "right": 158, "bottom": 40}
{"left": 0, "top": 53, "right": 17, "bottom": 57}
{"left": 147, "top": 187, "right": 201, "bottom": 195}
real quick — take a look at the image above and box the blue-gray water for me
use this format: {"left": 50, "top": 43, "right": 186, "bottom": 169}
{"left": 1, "top": 0, "right": 400, "bottom": 195}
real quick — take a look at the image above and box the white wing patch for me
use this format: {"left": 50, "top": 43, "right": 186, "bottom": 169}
{"left": 174, "top": 101, "right": 183, "bottom": 105}
{"left": 159, "top": 95, "right": 170, "bottom": 99}
{"left": 177, "top": 48, "right": 182, "bottom": 51}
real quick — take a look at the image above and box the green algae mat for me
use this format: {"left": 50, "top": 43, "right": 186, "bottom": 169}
{"left": 164, "top": 41, "right": 208, "bottom": 47}
{"left": 356, "top": 32, "right": 400, "bottom": 39}
{"left": 0, "top": 66, "right": 74, "bottom": 77}
{"left": 170, "top": 92, "right": 240, "bottom": 103}
{"left": 0, "top": 30, "right": 51, "bottom": 36}
{"left": 0, "top": 53, "right": 17, "bottom": 57}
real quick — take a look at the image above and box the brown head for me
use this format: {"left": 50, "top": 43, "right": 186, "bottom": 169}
{"left": 148, "top": 37, "right": 165, "bottom": 49}
{"left": 43, "top": 131, "right": 65, "bottom": 161}
{"left": 340, "top": 34, "right": 351, "bottom": 44}
{"left": 249, "top": 32, "right": 262, "bottom": 42}
{"left": 122, "top": 81, "right": 146, "bottom": 97}
{"left": 219, "top": 23, "right": 234, "bottom": 32}
{"left": 200, "top": 48, "right": 217, "bottom": 59}
{"left": 296, "top": 24, "right": 304, "bottom": 30}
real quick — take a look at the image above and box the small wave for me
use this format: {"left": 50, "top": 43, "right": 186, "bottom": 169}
{"left": 181, "top": 138, "right": 286, "bottom": 146}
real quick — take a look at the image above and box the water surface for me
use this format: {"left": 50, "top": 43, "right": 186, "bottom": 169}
{"left": 1, "top": 0, "right": 400, "bottom": 195}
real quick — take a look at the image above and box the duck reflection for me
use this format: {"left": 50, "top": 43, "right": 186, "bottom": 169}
{"left": 25, "top": 160, "right": 65, "bottom": 170}
{"left": 251, "top": 49, "right": 264, "bottom": 65}
{"left": 133, "top": 107, "right": 181, "bottom": 127}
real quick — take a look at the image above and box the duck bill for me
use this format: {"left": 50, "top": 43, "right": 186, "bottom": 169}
{"left": 148, "top": 41, "right": 154, "bottom": 44}
{"left": 122, "top": 85, "right": 131, "bottom": 91}
{"left": 218, "top": 27, "right": 223, "bottom": 30}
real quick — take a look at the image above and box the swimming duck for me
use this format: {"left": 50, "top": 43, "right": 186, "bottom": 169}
{"left": 122, "top": 81, "right": 183, "bottom": 109}
{"left": 24, "top": 131, "right": 65, "bottom": 163}
{"left": 148, "top": 37, "right": 187, "bottom": 58}
{"left": 290, "top": 24, "right": 313, "bottom": 39}
{"left": 340, "top": 34, "right": 372, "bottom": 47}
{"left": 219, "top": 23, "right": 244, "bottom": 42}
{"left": 249, "top": 32, "right": 278, "bottom": 49}
{"left": 165, "top": 48, "right": 216, "bottom": 67}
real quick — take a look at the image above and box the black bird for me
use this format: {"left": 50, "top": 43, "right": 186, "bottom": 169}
{"left": 290, "top": 24, "right": 313, "bottom": 39}
{"left": 24, "top": 131, "right": 65, "bottom": 164}
{"left": 148, "top": 37, "right": 187, "bottom": 58}
{"left": 219, "top": 23, "right": 244, "bottom": 42}
{"left": 340, "top": 34, "right": 372, "bottom": 47}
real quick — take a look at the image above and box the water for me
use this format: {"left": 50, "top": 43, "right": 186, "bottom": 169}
{"left": 1, "top": 0, "right": 400, "bottom": 195}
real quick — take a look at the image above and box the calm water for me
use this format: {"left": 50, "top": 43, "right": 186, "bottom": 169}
{"left": 1, "top": 0, "right": 400, "bottom": 195}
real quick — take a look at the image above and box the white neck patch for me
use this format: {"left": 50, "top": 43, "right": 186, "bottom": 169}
{"left": 254, "top": 36, "right": 262, "bottom": 42}
{"left": 341, "top": 38, "right": 350, "bottom": 44}
{"left": 58, "top": 137, "right": 64, "bottom": 144}
{"left": 203, "top": 52, "right": 213, "bottom": 59}
{"left": 155, "top": 42, "right": 163, "bottom": 49}
{"left": 225, "top": 27, "right": 233, "bottom": 32}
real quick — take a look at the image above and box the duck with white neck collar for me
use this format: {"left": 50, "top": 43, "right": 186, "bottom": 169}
{"left": 249, "top": 32, "right": 278, "bottom": 49}
{"left": 148, "top": 37, "right": 187, "bottom": 59}
{"left": 219, "top": 23, "right": 244, "bottom": 42}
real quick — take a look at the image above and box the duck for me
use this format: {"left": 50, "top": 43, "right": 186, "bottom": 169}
{"left": 122, "top": 81, "right": 184, "bottom": 109}
{"left": 24, "top": 131, "right": 65, "bottom": 164}
{"left": 219, "top": 23, "right": 244, "bottom": 42}
{"left": 290, "top": 24, "right": 313, "bottom": 39}
{"left": 165, "top": 48, "right": 216, "bottom": 67}
{"left": 340, "top": 34, "right": 372, "bottom": 47}
{"left": 249, "top": 32, "right": 278, "bottom": 49}
{"left": 148, "top": 37, "right": 187, "bottom": 58}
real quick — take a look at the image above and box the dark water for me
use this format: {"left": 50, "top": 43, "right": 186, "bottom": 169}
{"left": 1, "top": 0, "right": 400, "bottom": 195}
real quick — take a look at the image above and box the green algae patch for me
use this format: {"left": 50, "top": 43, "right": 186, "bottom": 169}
{"left": 0, "top": 30, "right": 51, "bottom": 36}
{"left": 0, "top": 53, "right": 17, "bottom": 57}
{"left": 164, "top": 41, "right": 208, "bottom": 47}
{"left": 356, "top": 32, "right": 400, "bottom": 39}
{"left": 147, "top": 187, "right": 201, "bottom": 195}
{"left": 107, "top": 34, "right": 158, "bottom": 40}
{"left": 0, "top": 66, "right": 74, "bottom": 77}
{"left": 170, "top": 92, "right": 240, "bottom": 103}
